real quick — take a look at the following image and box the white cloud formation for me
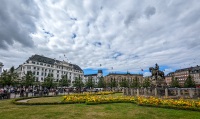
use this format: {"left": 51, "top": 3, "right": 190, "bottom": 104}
{"left": 0, "top": 0, "right": 200, "bottom": 75}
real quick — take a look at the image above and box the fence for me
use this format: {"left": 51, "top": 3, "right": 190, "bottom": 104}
{"left": 123, "top": 88, "right": 200, "bottom": 98}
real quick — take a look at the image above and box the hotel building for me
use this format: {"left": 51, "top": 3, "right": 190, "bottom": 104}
{"left": 16, "top": 54, "right": 84, "bottom": 86}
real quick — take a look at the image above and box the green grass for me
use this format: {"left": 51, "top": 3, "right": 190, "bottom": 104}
{"left": 28, "top": 97, "right": 63, "bottom": 103}
{"left": 1, "top": 93, "right": 200, "bottom": 119}
{"left": 1, "top": 99, "right": 200, "bottom": 119}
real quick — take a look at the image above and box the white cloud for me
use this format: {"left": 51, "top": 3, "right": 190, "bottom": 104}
{"left": 0, "top": 0, "right": 200, "bottom": 75}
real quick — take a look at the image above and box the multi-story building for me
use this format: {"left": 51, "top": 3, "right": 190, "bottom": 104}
{"left": 104, "top": 72, "right": 143, "bottom": 87}
{"left": 16, "top": 54, "right": 84, "bottom": 86}
{"left": 190, "top": 66, "right": 200, "bottom": 86}
{"left": 174, "top": 68, "right": 190, "bottom": 86}
{"left": 165, "top": 72, "right": 174, "bottom": 86}
{"left": 0, "top": 62, "right": 3, "bottom": 75}
{"left": 165, "top": 65, "right": 200, "bottom": 87}
{"left": 84, "top": 70, "right": 103, "bottom": 86}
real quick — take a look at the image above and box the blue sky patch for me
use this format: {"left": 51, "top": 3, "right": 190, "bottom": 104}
{"left": 93, "top": 42, "right": 102, "bottom": 47}
{"left": 112, "top": 52, "right": 122, "bottom": 59}
{"left": 71, "top": 33, "right": 77, "bottom": 39}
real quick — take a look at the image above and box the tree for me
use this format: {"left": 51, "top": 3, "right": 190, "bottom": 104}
{"left": 142, "top": 78, "right": 150, "bottom": 88}
{"left": 73, "top": 76, "right": 84, "bottom": 92}
{"left": 171, "top": 76, "right": 180, "bottom": 88}
{"left": 119, "top": 78, "right": 129, "bottom": 88}
{"left": 97, "top": 76, "right": 106, "bottom": 88}
{"left": 59, "top": 74, "right": 69, "bottom": 87}
{"left": 108, "top": 78, "right": 117, "bottom": 89}
{"left": 130, "top": 77, "right": 140, "bottom": 88}
{"left": 0, "top": 66, "right": 18, "bottom": 87}
{"left": 42, "top": 73, "right": 56, "bottom": 89}
{"left": 85, "top": 77, "right": 95, "bottom": 88}
{"left": 22, "top": 71, "right": 35, "bottom": 88}
{"left": 184, "top": 75, "right": 196, "bottom": 88}
{"left": 0, "top": 70, "right": 9, "bottom": 87}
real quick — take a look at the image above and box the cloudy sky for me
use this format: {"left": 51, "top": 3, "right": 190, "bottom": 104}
{"left": 0, "top": 0, "right": 200, "bottom": 76}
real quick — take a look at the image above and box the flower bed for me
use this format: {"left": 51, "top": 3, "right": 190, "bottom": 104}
{"left": 12, "top": 91, "right": 200, "bottom": 111}
{"left": 62, "top": 92, "right": 135, "bottom": 105}
{"left": 137, "top": 96, "right": 200, "bottom": 111}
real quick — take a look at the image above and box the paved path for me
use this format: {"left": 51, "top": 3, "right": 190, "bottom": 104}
{"left": 17, "top": 99, "right": 31, "bottom": 103}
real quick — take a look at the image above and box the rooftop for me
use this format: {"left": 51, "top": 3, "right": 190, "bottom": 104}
{"left": 106, "top": 72, "right": 143, "bottom": 76}
{"left": 27, "top": 54, "right": 83, "bottom": 71}
{"left": 84, "top": 74, "right": 97, "bottom": 77}
{"left": 0, "top": 62, "right": 3, "bottom": 66}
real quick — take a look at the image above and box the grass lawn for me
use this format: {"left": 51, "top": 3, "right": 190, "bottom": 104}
{"left": 1, "top": 94, "right": 200, "bottom": 119}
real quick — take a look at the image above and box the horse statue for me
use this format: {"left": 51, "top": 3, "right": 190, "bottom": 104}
{"left": 149, "top": 67, "right": 165, "bottom": 80}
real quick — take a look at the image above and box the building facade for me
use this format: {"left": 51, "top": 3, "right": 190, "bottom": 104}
{"left": 174, "top": 68, "right": 190, "bottom": 86}
{"left": 165, "top": 72, "right": 174, "bottom": 86}
{"left": 84, "top": 70, "right": 103, "bottom": 85}
{"left": 104, "top": 73, "right": 143, "bottom": 87}
{"left": 190, "top": 66, "right": 200, "bottom": 86}
{"left": 165, "top": 65, "right": 200, "bottom": 87}
{"left": 16, "top": 54, "right": 84, "bottom": 86}
{"left": 0, "top": 62, "right": 3, "bottom": 75}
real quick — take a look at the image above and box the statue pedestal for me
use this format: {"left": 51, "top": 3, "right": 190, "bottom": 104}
{"left": 151, "top": 80, "right": 166, "bottom": 88}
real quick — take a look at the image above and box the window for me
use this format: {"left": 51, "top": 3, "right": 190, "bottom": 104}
{"left": 32, "top": 61, "right": 35, "bottom": 64}
{"left": 35, "top": 77, "right": 38, "bottom": 82}
{"left": 34, "top": 67, "right": 36, "bottom": 69}
{"left": 41, "top": 78, "right": 43, "bottom": 81}
{"left": 37, "top": 72, "right": 39, "bottom": 75}
{"left": 57, "top": 70, "right": 59, "bottom": 73}
{"left": 41, "top": 73, "right": 43, "bottom": 76}
{"left": 37, "top": 67, "right": 39, "bottom": 70}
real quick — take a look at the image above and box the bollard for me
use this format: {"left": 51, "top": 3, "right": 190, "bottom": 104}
{"left": 189, "top": 89, "right": 194, "bottom": 98}
{"left": 144, "top": 88, "right": 147, "bottom": 96}
{"left": 178, "top": 88, "right": 181, "bottom": 97}
{"left": 137, "top": 88, "right": 139, "bottom": 96}
{"left": 165, "top": 88, "right": 168, "bottom": 97}
{"left": 122, "top": 88, "right": 125, "bottom": 95}
{"left": 131, "top": 88, "right": 133, "bottom": 96}
{"left": 182, "top": 90, "right": 185, "bottom": 98}
{"left": 155, "top": 88, "right": 157, "bottom": 97}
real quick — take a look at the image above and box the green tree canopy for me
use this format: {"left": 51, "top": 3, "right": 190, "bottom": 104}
{"left": 42, "top": 73, "right": 56, "bottom": 89}
{"left": 22, "top": 71, "right": 35, "bottom": 87}
{"left": 130, "top": 77, "right": 140, "bottom": 88}
{"left": 119, "top": 78, "right": 129, "bottom": 88}
{"left": 59, "top": 74, "right": 69, "bottom": 87}
{"left": 0, "top": 66, "right": 18, "bottom": 87}
{"left": 73, "top": 76, "right": 84, "bottom": 90}
{"left": 108, "top": 78, "right": 117, "bottom": 89}
{"left": 171, "top": 76, "right": 180, "bottom": 88}
{"left": 85, "top": 77, "right": 95, "bottom": 88}
{"left": 97, "top": 76, "right": 106, "bottom": 88}
{"left": 142, "top": 78, "right": 150, "bottom": 88}
{"left": 184, "top": 75, "right": 196, "bottom": 88}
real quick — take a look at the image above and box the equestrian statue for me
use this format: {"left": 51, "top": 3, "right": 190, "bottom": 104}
{"left": 149, "top": 63, "right": 165, "bottom": 87}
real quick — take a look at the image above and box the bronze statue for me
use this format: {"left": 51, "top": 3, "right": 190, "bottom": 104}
{"left": 149, "top": 63, "right": 165, "bottom": 80}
